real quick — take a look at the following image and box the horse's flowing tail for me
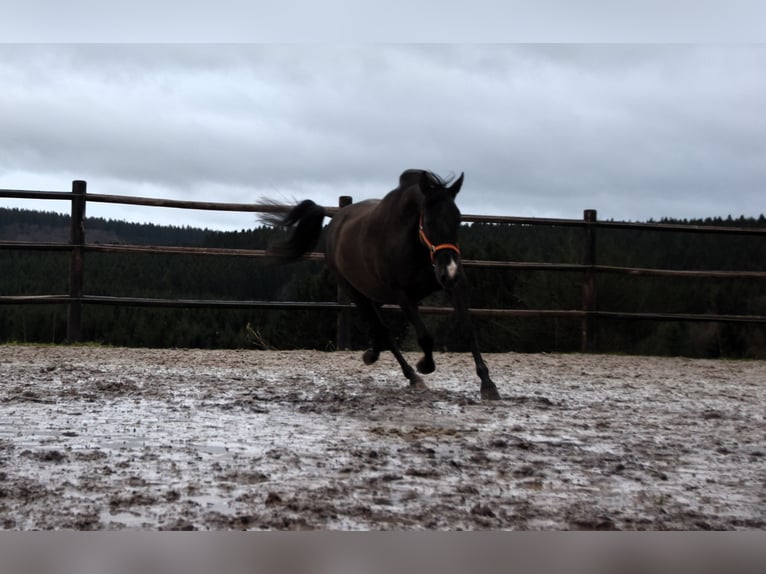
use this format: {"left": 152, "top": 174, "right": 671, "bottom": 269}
{"left": 265, "top": 200, "right": 327, "bottom": 262}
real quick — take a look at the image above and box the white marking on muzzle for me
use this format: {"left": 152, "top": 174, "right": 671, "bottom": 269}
{"left": 447, "top": 256, "right": 458, "bottom": 280}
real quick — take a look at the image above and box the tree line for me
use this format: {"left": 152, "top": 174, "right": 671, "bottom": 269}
{"left": 1, "top": 207, "right": 765, "bottom": 358}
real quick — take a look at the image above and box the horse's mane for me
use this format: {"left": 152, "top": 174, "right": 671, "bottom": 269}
{"left": 400, "top": 169, "right": 456, "bottom": 192}
{"left": 425, "top": 170, "right": 457, "bottom": 189}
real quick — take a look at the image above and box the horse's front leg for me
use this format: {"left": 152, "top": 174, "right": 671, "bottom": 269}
{"left": 398, "top": 296, "right": 435, "bottom": 374}
{"left": 449, "top": 281, "right": 501, "bottom": 401}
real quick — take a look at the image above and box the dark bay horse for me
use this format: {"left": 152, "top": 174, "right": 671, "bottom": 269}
{"left": 266, "top": 169, "right": 501, "bottom": 400}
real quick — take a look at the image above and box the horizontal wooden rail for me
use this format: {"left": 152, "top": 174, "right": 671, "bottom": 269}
{"left": 0, "top": 295, "right": 73, "bottom": 304}
{"left": 591, "top": 310, "right": 766, "bottom": 324}
{"left": 0, "top": 189, "right": 341, "bottom": 217}
{"left": 0, "top": 241, "right": 74, "bottom": 252}
{"left": 0, "top": 189, "right": 72, "bottom": 201}
{"left": 461, "top": 213, "right": 766, "bottom": 236}
{"left": 3, "top": 294, "right": 764, "bottom": 326}
{"left": 4, "top": 240, "right": 766, "bottom": 279}
{"left": 86, "top": 193, "right": 345, "bottom": 215}
{"left": 585, "top": 219, "right": 766, "bottom": 236}
{"left": 5, "top": 187, "right": 766, "bottom": 235}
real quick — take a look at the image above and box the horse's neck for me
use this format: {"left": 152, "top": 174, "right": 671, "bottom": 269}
{"left": 378, "top": 185, "right": 422, "bottom": 219}
{"left": 356, "top": 187, "right": 420, "bottom": 250}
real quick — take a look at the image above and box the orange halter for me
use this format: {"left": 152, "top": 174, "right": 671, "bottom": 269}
{"left": 418, "top": 214, "right": 461, "bottom": 264}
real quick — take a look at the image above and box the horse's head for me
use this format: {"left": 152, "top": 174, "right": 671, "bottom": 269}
{"left": 415, "top": 171, "right": 464, "bottom": 290}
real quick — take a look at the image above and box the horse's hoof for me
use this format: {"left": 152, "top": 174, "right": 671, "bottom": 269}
{"left": 409, "top": 376, "right": 429, "bottom": 390}
{"left": 416, "top": 357, "right": 435, "bottom": 374}
{"left": 362, "top": 349, "right": 379, "bottom": 365}
{"left": 481, "top": 385, "right": 501, "bottom": 401}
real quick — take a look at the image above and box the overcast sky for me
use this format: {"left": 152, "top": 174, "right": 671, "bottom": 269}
{"left": 1, "top": 42, "right": 765, "bottom": 230}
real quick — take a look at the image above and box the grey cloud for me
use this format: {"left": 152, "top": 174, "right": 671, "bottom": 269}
{"left": 1, "top": 44, "right": 765, "bottom": 229}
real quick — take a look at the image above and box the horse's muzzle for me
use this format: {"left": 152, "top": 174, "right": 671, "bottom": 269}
{"left": 434, "top": 251, "right": 461, "bottom": 289}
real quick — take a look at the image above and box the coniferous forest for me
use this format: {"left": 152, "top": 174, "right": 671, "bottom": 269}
{"left": 1, "top": 207, "right": 765, "bottom": 358}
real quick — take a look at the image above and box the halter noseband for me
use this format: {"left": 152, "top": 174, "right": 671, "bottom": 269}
{"left": 418, "top": 214, "right": 461, "bottom": 264}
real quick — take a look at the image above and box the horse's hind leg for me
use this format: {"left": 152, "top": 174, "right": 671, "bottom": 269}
{"left": 340, "top": 283, "right": 383, "bottom": 365}
{"left": 362, "top": 313, "right": 384, "bottom": 367}
{"left": 375, "top": 313, "right": 428, "bottom": 390}
{"left": 399, "top": 297, "right": 435, "bottom": 374}
{"left": 352, "top": 303, "right": 382, "bottom": 366}
{"left": 350, "top": 291, "right": 427, "bottom": 390}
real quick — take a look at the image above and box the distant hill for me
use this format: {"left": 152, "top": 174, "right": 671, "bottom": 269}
{"left": 0, "top": 207, "right": 212, "bottom": 245}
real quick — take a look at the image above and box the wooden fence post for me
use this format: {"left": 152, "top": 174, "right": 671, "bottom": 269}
{"left": 581, "top": 209, "right": 597, "bottom": 352}
{"left": 66, "top": 180, "right": 86, "bottom": 343}
{"left": 336, "top": 195, "right": 353, "bottom": 350}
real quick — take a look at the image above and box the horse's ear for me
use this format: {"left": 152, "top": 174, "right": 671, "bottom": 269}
{"left": 448, "top": 172, "right": 464, "bottom": 198}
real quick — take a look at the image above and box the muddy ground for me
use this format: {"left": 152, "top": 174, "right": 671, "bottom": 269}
{"left": 0, "top": 346, "right": 764, "bottom": 530}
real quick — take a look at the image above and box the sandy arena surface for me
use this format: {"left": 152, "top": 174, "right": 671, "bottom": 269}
{"left": 0, "top": 345, "right": 764, "bottom": 530}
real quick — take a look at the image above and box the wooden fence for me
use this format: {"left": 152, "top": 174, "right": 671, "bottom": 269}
{"left": 2, "top": 180, "right": 766, "bottom": 352}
